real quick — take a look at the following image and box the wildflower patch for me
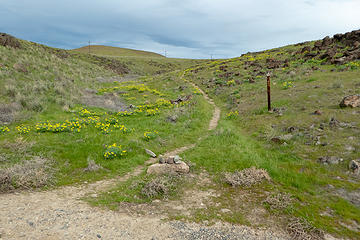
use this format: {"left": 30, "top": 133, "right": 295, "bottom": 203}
{"left": 143, "top": 131, "right": 159, "bottom": 141}
{"left": 103, "top": 143, "right": 127, "bottom": 160}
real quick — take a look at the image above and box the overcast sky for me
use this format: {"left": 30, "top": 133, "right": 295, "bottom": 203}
{"left": 1, "top": 0, "right": 360, "bottom": 59}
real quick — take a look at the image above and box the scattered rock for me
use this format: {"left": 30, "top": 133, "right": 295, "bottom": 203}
{"left": 313, "top": 110, "right": 322, "bottom": 115}
{"left": 300, "top": 46, "right": 311, "bottom": 54}
{"left": 349, "top": 159, "right": 360, "bottom": 174}
{"left": 273, "top": 107, "right": 286, "bottom": 115}
{"left": 329, "top": 117, "right": 340, "bottom": 128}
{"left": 145, "top": 149, "right": 157, "bottom": 158}
{"left": 167, "top": 115, "right": 178, "bottom": 123}
{"left": 13, "top": 63, "right": 28, "bottom": 73}
{"left": 0, "top": 33, "right": 21, "bottom": 48}
{"left": 170, "top": 95, "right": 192, "bottom": 105}
{"left": 147, "top": 161, "right": 190, "bottom": 175}
{"left": 318, "top": 156, "right": 343, "bottom": 165}
{"left": 340, "top": 95, "right": 360, "bottom": 108}
{"left": 224, "top": 167, "right": 271, "bottom": 187}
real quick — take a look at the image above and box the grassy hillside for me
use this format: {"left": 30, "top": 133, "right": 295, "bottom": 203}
{"left": 72, "top": 45, "right": 165, "bottom": 58}
{"left": 91, "top": 31, "right": 360, "bottom": 239}
{"left": 0, "top": 34, "right": 212, "bottom": 187}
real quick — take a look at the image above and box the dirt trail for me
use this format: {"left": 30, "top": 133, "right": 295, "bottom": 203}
{"left": 0, "top": 81, "right": 289, "bottom": 239}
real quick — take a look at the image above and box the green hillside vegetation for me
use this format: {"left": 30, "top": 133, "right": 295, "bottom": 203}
{"left": 72, "top": 45, "right": 165, "bottom": 58}
{"left": 1, "top": 31, "right": 360, "bottom": 239}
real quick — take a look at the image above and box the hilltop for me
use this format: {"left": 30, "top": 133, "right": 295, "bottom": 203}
{"left": 72, "top": 45, "right": 165, "bottom": 58}
{"left": 0, "top": 30, "right": 360, "bottom": 239}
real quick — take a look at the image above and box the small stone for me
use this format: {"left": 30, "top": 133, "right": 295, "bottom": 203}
{"left": 97, "top": 234, "right": 101, "bottom": 238}
{"left": 145, "top": 149, "right": 156, "bottom": 158}
{"left": 220, "top": 208, "right": 231, "bottom": 214}
{"left": 166, "top": 157, "right": 174, "bottom": 164}
{"left": 174, "top": 155, "right": 182, "bottom": 164}
{"left": 158, "top": 155, "right": 165, "bottom": 164}
{"left": 287, "top": 126, "right": 296, "bottom": 133}
{"left": 271, "top": 137, "right": 284, "bottom": 144}
{"left": 313, "top": 110, "right": 322, "bottom": 115}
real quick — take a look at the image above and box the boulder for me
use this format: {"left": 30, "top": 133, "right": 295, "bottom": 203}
{"left": 300, "top": 46, "right": 311, "bottom": 53}
{"left": 147, "top": 161, "right": 190, "bottom": 175}
{"left": 322, "top": 36, "right": 333, "bottom": 47}
{"left": 349, "top": 160, "right": 360, "bottom": 174}
{"left": 339, "top": 95, "right": 360, "bottom": 108}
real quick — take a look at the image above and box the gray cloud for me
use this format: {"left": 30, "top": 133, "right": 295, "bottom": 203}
{"left": 0, "top": 0, "right": 360, "bottom": 58}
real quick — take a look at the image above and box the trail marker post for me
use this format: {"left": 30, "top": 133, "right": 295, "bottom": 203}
{"left": 267, "top": 72, "right": 271, "bottom": 111}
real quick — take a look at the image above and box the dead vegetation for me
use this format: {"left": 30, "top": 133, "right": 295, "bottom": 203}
{"left": 81, "top": 89, "right": 127, "bottom": 111}
{"left": 83, "top": 157, "right": 103, "bottom": 172}
{"left": 141, "top": 174, "right": 180, "bottom": 199}
{"left": 0, "top": 156, "right": 55, "bottom": 192}
{"left": 263, "top": 193, "right": 293, "bottom": 210}
{"left": 286, "top": 217, "right": 324, "bottom": 240}
{"left": 224, "top": 167, "right": 271, "bottom": 187}
{"left": 0, "top": 102, "right": 21, "bottom": 124}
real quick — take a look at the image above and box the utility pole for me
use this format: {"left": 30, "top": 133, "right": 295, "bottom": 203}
{"left": 164, "top": 49, "right": 167, "bottom": 58}
{"left": 267, "top": 72, "right": 271, "bottom": 111}
{"left": 210, "top": 54, "right": 213, "bottom": 60}
{"left": 88, "top": 40, "right": 91, "bottom": 54}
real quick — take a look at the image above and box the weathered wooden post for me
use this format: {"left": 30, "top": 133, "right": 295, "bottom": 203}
{"left": 267, "top": 72, "right": 271, "bottom": 111}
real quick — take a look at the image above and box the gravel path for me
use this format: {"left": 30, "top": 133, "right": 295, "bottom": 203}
{"left": 0, "top": 81, "right": 290, "bottom": 239}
